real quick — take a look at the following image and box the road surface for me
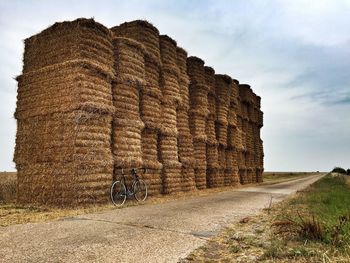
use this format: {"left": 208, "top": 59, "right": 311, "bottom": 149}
{"left": 0, "top": 173, "right": 324, "bottom": 263}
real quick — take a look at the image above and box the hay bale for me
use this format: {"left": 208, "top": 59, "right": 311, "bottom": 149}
{"left": 141, "top": 168, "right": 162, "bottom": 196}
{"left": 15, "top": 60, "right": 114, "bottom": 119}
{"left": 23, "top": 18, "right": 114, "bottom": 73}
{"left": 187, "top": 56, "right": 205, "bottom": 85}
{"left": 207, "top": 168, "right": 224, "bottom": 188}
{"left": 141, "top": 128, "right": 162, "bottom": 170}
{"left": 207, "top": 94, "right": 217, "bottom": 119}
{"left": 112, "top": 118, "right": 144, "bottom": 168}
{"left": 206, "top": 119, "right": 217, "bottom": 146}
{"left": 160, "top": 104, "right": 178, "bottom": 136}
{"left": 112, "top": 83, "right": 141, "bottom": 120}
{"left": 215, "top": 74, "right": 232, "bottom": 126}
{"left": 177, "top": 135, "right": 195, "bottom": 165}
{"left": 160, "top": 35, "right": 178, "bottom": 70}
{"left": 181, "top": 164, "right": 196, "bottom": 192}
{"left": 14, "top": 111, "right": 113, "bottom": 165}
{"left": 189, "top": 113, "right": 207, "bottom": 141}
{"left": 158, "top": 135, "right": 179, "bottom": 164}
{"left": 206, "top": 145, "right": 219, "bottom": 169}
{"left": 112, "top": 37, "right": 146, "bottom": 85}
{"left": 176, "top": 109, "right": 191, "bottom": 136}
{"left": 176, "top": 47, "right": 191, "bottom": 110}
{"left": 189, "top": 83, "right": 210, "bottom": 117}
{"left": 193, "top": 140, "right": 207, "bottom": 169}
{"left": 17, "top": 160, "right": 113, "bottom": 206}
{"left": 194, "top": 168, "right": 207, "bottom": 189}
{"left": 215, "top": 122, "right": 228, "bottom": 147}
{"left": 160, "top": 69, "right": 181, "bottom": 106}
{"left": 111, "top": 20, "right": 161, "bottom": 65}
{"left": 224, "top": 168, "right": 240, "bottom": 186}
{"left": 162, "top": 161, "right": 182, "bottom": 194}
{"left": 140, "top": 87, "right": 162, "bottom": 130}
{"left": 239, "top": 168, "right": 248, "bottom": 185}
{"left": 204, "top": 66, "right": 216, "bottom": 96}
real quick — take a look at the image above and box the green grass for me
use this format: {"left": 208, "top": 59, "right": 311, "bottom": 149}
{"left": 279, "top": 174, "right": 350, "bottom": 246}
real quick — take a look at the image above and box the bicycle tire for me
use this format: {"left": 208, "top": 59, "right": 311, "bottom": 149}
{"left": 110, "top": 181, "right": 127, "bottom": 206}
{"left": 133, "top": 179, "right": 148, "bottom": 202}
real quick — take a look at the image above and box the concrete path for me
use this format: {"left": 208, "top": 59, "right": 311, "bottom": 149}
{"left": 0, "top": 174, "right": 324, "bottom": 263}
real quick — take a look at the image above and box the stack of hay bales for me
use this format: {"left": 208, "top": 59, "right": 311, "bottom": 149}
{"left": 176, "top": 47, "right": 196, "bottom": 192}
{"left": 253, "top": 95, "right": 264, "bottom": 182}
{"left": 239, "top": 84, "right": 256, "bottom": 184}
{"left": 158, "top": 35, "right": 182, "bottom": 194}
{"left": 111, "top": 37, "right": 145, "bottom": 186}
{"left": 225, "top": 79, "right": 240, "bottom": 186}
{"left": 187, "top": 57, "right": 209, "bottom": 189}
{"left": 205, "top": 67, "right": 222, "bottom": 187}
{"left": 14, "top": 19, "right": 115, "bottom": 205}
{"left": 215, "top": 75, "right": 232, "bottom": 185}
{"left": 111, "top": 20, "right": 163, "bottom": 195}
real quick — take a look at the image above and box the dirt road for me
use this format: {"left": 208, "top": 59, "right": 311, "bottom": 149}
{"left": 0, "top": 173, "right": 324, "bottom": 263}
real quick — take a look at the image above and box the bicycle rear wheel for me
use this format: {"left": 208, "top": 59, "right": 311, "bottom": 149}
{"left": 133, "top": 179, "right": 148, "bottom": 202}
{"left": 110, "top": 181, "right": 127, "bottom": 206}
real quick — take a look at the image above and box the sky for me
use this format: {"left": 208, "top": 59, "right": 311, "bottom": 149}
{"left": 0, "top": 0, "right": 349, "bottom": 172}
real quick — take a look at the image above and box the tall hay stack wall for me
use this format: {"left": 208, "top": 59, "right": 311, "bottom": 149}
{"left": 111, "top": 21, "right": 163, "bottom": 196}
{"left": 14, "top": 18, "right": 264, "bottom": 206}
{"left": 14, "top": 19, "right": 115, "bottom": 206}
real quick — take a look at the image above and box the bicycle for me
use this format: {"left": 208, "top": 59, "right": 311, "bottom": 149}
{"left": 110, "top": 168, "right": 148, "bottom": 206}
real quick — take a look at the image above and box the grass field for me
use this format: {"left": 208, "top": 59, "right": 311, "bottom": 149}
{"left": 186, "top": 173, "right": 350, "bottom": 262}
{"left": 0, "top": 171, "right": 313, "bottom": 227}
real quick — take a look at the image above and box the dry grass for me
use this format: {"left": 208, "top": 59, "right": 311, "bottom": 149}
{"left": 184, "top": 174, "right": 350, "bottom": 263}
{"left": 0, "top": 172, "right": 16, "bottom": 203}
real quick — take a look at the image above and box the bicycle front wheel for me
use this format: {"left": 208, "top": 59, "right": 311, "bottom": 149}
{"left": 110, "top": 181, "right": 127, "bottom": 206}
{"left": 133, "top": 179, "right": 148, "bottom": 202}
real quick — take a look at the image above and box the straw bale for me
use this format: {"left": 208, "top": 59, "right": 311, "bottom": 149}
{"left": 207, "top": 94, "right": 216, "bottom": 119}
{"left": 227, "top": 106, "right": 238, "bottom": 127}
{"left": 215, "top": 74, "right": 232, "bottom": 103}
{"left": 162, "top": 162, "right": 182, "bottom": 194}
{"left": 111, "top": 20, "right": 161, "bottom": 65}
{"left": 160, "top": 35, "right": 178, "bottom": 69}
{"left": 194, "top": 168, "right": 207, "bottom": 189}
{"left": 218, "top": 146, "right": 226, "bottom": 169}
{"left": 258, "top": 110, "right": 264, "bottom": 127}
{"left": 144, "top": 58, "right": 162, "bottom": 88}
{"left": 239, "top": 168, "right": 249, "bottom": 185}
{"left": 181, "top": 165, "right": 196, "bottom": 192}
{"left": 14, "top": 110, "right": 113, "bottom": 165}
{"left": 176, "top": 109, "right": 191, "bottom": 136}
{"left": 204, "top": 66, "right": 216, "bottom": 96}
{"left": 112, "top": 83, "right": 141, "bottom": 120}
{"left": 112, "top": 37, "right": 146, "bottom": 85}
{"left": 17, "top": 160, "right": 113, "bottom": 206}
{"left": 160, "top": 105, "right": 178, "bottom": 136}
{"left": 231, "top": 79, "right": 240, "bottom": 99}
{"left": 216, "top": 122, "right": 228, "bottom": 147}
{"left": 24, "top": 18, "right": 113, "bottom": 73}
{"left": 187, "top": 56, "right": 205, "bottom": 85}
{"left": 160, "top": 69, "right": 181, "bottom": 106}
{"left": 177, "top": 135, "right": 195, "bottom": 163}
{"left": 176, "top": 46, "right": 188, "bottom": 75}
{"left": 140, "top": 89, "right": 162, "bottom": 130}
{"left": 207, "top": 168, "right": 224, "bottom": 188}
{"left": 141, "top": 128, "right": 162, "bottom": 168}
{"left": 206, "top": 119, "right": 217, "bottom": 146}
{"left": 206, "top": 145, "right": 219, "bottom": 169}
{"left": 189, "top": 113, "right": 207, "bottom": 140}
{"left": 140, "top": 168, "right": 162, "bottom": 196}
{"left": 158, "top": 135, "right": 179, "bottom": 163}
{"left": 193, "top": 141, "right": 207, "bottom": 169}
{"left": 224, "top": 168, "right": 240, "bottom": 186}
{"left": 225, "top": 148, "right": 238, "bottom": 169}
{"left": 112, "top": 118, "right": 144, "bottom": 168}
{"left": 15, "top": 60, "right": 114, "bottom": 119}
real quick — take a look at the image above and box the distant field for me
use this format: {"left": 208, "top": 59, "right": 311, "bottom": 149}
{"left": 0, "top": 172, "right": 16, "bottom": 202}
{"left": 263, "top": 171, "right": 320, "bottom": 184}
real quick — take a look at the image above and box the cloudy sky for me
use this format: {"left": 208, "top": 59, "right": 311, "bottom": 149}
{"left": 0, "top": 0, "right": 349, "bottom": 172}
